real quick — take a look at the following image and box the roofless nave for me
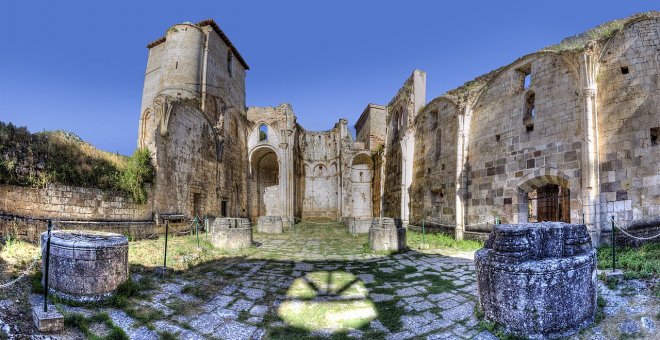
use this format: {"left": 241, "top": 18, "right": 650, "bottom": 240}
{"left": 137, "top": 13, "right": 660, "bottom": 245}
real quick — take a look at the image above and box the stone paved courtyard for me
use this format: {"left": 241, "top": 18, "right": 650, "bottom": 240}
{"left": 0, "top": 222, "right": 657, "bottom": 339}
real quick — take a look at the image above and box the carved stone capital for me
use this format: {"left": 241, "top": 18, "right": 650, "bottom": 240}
{"left": 279, "top": 143, "right": 288, "bottom": 149}
{"left": 582, "top": 88, "right": 597, "bottom": 98}
{"left": 153, "top": 95, "right": 176, "bottom": 136}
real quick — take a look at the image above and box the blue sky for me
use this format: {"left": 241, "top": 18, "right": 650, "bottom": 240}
{"left": 1, "top": 1, "right": 656, "bottom": 155}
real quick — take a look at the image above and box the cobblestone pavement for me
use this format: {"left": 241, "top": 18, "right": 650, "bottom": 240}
{"left": 17, "top": 228, "right": 659, "bottom": 339}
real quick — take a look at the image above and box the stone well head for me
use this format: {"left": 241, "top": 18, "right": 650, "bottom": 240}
{"left": 41, "top": 230, "right": 128, "bottom": 303}
{"left": 209, "top": 217, "right": 252, "bottom": 250}
{"left": 475, "top": 222, "right": 597, "bottom": 339}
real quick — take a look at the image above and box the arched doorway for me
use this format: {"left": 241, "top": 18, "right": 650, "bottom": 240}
{"left": 250, "top": 146, "right": 280, "bottom": 220}
{"left": 351, "top": 153, "right": 373, "bottom": 218}
{"left": 517, "top": 171, "right": 571, "bottom": 223}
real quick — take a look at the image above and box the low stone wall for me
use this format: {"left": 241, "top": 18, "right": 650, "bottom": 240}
{"left": 369, "top": 217, "right": 406, "bottom": 252}
{"left": 0, "top": 214, "right": 189, "bottom": 242}
{"left": 0, "top": 183, "right": 152, "bottom": 221}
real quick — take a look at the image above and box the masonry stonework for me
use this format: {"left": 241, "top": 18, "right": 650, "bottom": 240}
{"left": 4, "top": 15, "right": 657, "bottom": 247}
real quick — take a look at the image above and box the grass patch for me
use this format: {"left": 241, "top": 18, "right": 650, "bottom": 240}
{"left": 597, "top": 242, "right": 660, "bottom": 279}
{"left": 64, "top": 312, "right": 128, "bottom": 340}
{"left": 407, "top": 230, "right": 482, "bottom": 252}
{"left": 0, "top": 236, "right": 40, "bottom": 276}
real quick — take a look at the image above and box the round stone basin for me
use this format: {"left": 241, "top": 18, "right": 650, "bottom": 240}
{"left": 475, "top": 222, "right": 596, "bottom": 339}
{"left": 41, "top": 230, "right": 128, "bottom": 302}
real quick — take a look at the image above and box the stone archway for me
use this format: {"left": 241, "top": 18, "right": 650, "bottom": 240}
{"left": 517, "top": 169, "right": 572, "bottom": 223}
{"left": 249, "top": 146, "right": 280, "bottom": 221}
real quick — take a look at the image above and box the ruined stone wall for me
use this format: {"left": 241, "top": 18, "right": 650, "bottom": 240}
{"left": 0, "top": 183, "right": 152, "bottom": 220}
{"left": 355, "top": 104, "right": 386, "bottom": 152}
{"left": 298, "top": 128, "right": 341, "bottom": 219}
{"left": 411, "top": 98, "right": 459, "bottom": 225}
{"left": 596, "top": 17, "right": 660, "bottom": 228}
{"left": 382, "top": 70, "right": 426, "bottom": 221}
{"left": 465, "top": 53, "right": 583, "bottom": 228}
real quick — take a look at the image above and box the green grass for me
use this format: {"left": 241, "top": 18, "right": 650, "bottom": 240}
{"left": 64, "top": 312, "right": 128, "bottom": 340}
{"left": 407, "top": 230, "right": 483, "bottom": 251}
{"left": 597, "top": 242, "right": 660, "bottom": 279}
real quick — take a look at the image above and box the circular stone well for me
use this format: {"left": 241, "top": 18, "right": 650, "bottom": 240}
{"left": 41, "top": 230, "right": 128, "bottom": 303}
{"left": 210, "top": 218, "right": 252, "bottom": 250}
{"left": 369, "top": 217, "right": 406, "bottom": 252}
{"left": 475, "top": 222, "right": 596, "bottom": 339}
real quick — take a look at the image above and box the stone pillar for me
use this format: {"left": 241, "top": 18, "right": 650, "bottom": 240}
{"left": 578, "top": 52, "right": 602, "bottom": 245}
{"left": 455, "top": 102, "right": 471, "bottom": 240}
{"left": 400, "top": 128, "right": 415, "bottom": 227}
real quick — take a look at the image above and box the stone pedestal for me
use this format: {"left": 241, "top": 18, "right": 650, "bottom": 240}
{"left": 257, "top": 216, "right": 284, "bottom": 234}
{"left": 369, "top": 218, "right": 406, "bottom": 252}
{"left": 32, "top": 305, "right": 64, "bottom": 333}
{"left": 210, "top": 218, "right": 252, "bottom": 250}
{"left": 41, "top": 230, "right": 128, "bottom": 303}
{"left": 475, "top": 222, "right": 597, "bottom": 339}
{"left": 348, "top": 217, "right": 372, "bottom": 235}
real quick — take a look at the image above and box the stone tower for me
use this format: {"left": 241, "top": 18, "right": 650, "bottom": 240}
{"left": 137, "top": 20, "right": 250, "bottom": 217}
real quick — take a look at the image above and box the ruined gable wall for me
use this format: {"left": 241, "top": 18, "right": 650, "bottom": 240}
{"left": 298, "top": 128, "right": 340, "bottom": 219}
{"left": 382, "top": 71, "right": 425, "bottom": 219}
{"left": 411, "top": 98, "right": 459, "bottom": 225}
{"left": 246, "top": 105, "right": 291, "bottom": 221}
{"left": 597, "top": 17, "right": 660, "bottom": 226}
{"left": 465, "top": 53, "right": 583, "bottom": 227}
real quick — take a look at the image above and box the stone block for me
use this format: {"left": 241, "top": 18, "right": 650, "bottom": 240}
{"left": 347, "top": 217, "right": 372, "bottom": 234}
{"left": 32, "top": 305, "right": 64, "bottom": 333}
{"left": 369, "top": 217, "right": 406, "bottom": 252}
{"left": 210, "top": 218, "right": 252, "bottom": 250}
{"left": 256, "top": 216, "right": 283, "bottom": 234}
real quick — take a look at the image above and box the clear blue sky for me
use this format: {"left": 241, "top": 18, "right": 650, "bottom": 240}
{"left": 1, "top": 1, "right": 656, "bottom": 155}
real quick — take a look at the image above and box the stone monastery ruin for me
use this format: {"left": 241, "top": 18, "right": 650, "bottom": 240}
{"left": 2, "top": 13, "right": 658, "bottom": 247}
{"left": 135, "top": 13, "right": 660, "bottom": 245}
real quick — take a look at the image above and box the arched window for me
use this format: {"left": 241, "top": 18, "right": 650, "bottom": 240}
{"left": 259, "top": 124, "right": 268, "bottom": 141}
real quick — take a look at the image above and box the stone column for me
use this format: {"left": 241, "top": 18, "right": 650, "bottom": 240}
{"left": 400, "top": 128, "right": 415, "bottom": 227}
{"left": 455, "top": 102, "right": 471, "bottom": 240}
{"left": 578, "top": 52, "right": 602, "bottom": 245}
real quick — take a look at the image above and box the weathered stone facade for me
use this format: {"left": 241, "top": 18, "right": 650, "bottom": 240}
{"left": 131, "top": 14, "right": 659, "bottom": 244}
{"left": 377, "top": 13, "right": 659, "bottom": 245}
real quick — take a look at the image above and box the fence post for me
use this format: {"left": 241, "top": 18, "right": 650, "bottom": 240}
{"left": 163, "top": 220, "right": 169, "bottom": 269}
{"left": 422, "top": 219, "right": 426, "bottom": 244}
{"left": 43, "top": 220, "right": 53, "bottom": 313}
{"left": 195, "top": 216, "right": 200, "bottom": 247}
{"left": 611, "top": 216, "right": 616, "bottom": 271}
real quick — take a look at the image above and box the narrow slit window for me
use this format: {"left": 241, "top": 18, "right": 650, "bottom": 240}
{"left": 620, "top": 66, "right": 629, "bottom": 75}
{"left": 519, "top": 64, "right": 532, "bottom": 89}
{"left": 651, "top": 127, "right": 659, "bottom": 146}
{"left": 525, "top": 92, "right": 536, "bottom": 118}
{"left": 227, "top": 51, "right": 233, "bottom": 77}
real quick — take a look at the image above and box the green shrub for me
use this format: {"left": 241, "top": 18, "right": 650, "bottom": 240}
{"left": 118, "top": 149, "right": 155, "bottom": 204}
{"left": 0, "top": 122, "right": 154, "bottom": 203}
